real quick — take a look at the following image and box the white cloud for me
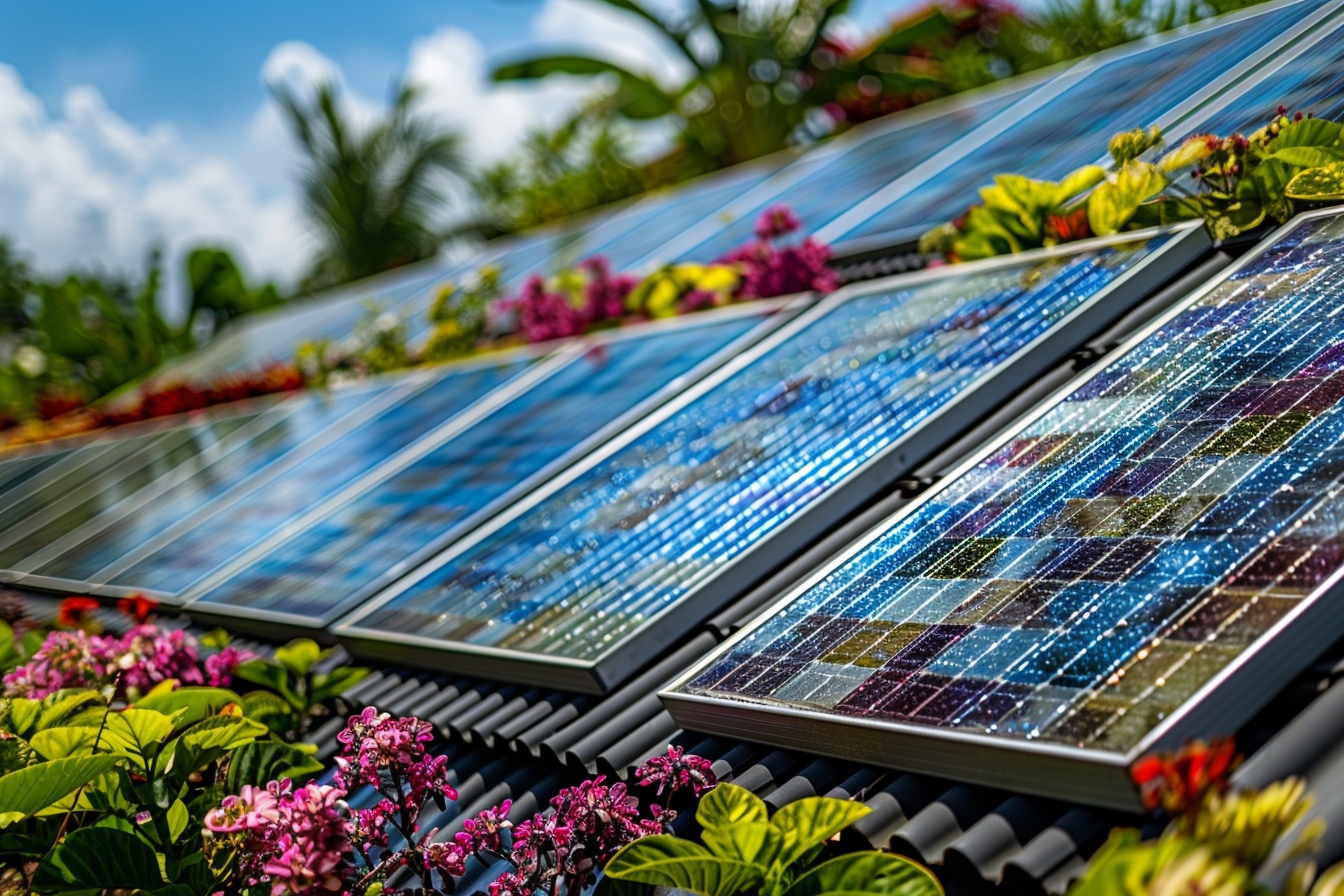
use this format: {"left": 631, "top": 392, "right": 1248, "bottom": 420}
{"left": 0, "top": 63, "right": 307, "bottom": 315}
{"left": 0, "top": 1, "right": 696, "bottom": 312}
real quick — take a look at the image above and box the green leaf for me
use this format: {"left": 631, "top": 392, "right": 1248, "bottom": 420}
{"left": 133, "top": 687, "right": 243, "bottom": 729}
{"left": 166, "top": 799, "right": 189, "bottom": 842}
{"left": 309, "top": 666, "right": 371, "bottom": 703}
{"left": 100, "top": 709, "right": 175, "bottom": 768}
{"left": 1054, "top": 165, "right": 1107, "bottom": 204}
{"left": 702, "top": 821, "right": 784, "bottom": 867}
{"left": 225, "top": 740, "right": 325, "bottom": 790}
{"left": 36, "top": 691, "right": 105, "bottom": 732}
{"left": 274, "top": 639, "right": 323, "bottom": 676}
{"left": 770, "top": 797, "right": 872, "bottom": 869}
{"left": 607, "top": 835, "right": 759, "bottom": 896}
{"left": 30, "top": 726, "right": 112, "bottom": 760}
{"left": 697, "top": 783, "right": 769, "bottom": 829}
{"left": 1270, "top": 146, "right": 1344, "bottom": 169}
{"left": 1088, "top": 161, "right": 1166, "bottom": 236}
{"left": 1272, "top": 117, "right": 1344, "bottom": 150}
{"left": 235, "top": 660, "right": 302, "bottom": 709}
{"left": 5, "top": 697, "right": 41, "bottom": 736}
{"left": 165, "top": 715, "right": 267, "bottom": 778}
{"left": 1287, "top": 162, "right": 1344, "bottom": 200}
{"left": 785, "top": 852, "right": 943, "bottom": 896}
{"left": 32, "top": 826, "right": 166, "bottom": 891}
{"left": 0, "top": 755, "right": 120, "bottom": 825}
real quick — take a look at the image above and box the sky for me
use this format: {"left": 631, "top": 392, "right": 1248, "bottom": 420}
{"left": 0, "top": 0, "right": 899, "bottom": 308}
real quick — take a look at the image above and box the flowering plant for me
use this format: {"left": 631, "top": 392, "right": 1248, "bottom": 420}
{"left": 923, "top": 110, "right": 1344, "bottom": 262}
{"left": 207, "top": 711, "right": 717, "bottom": 896}
{"left": 422, "top": 265, "right": 505, "bottom": 361}
{"left": 1069, "top": 740, "right": 1344, "bottom": 896}
{"left": 503, "top": 255, "right": 640, "bottom": 343}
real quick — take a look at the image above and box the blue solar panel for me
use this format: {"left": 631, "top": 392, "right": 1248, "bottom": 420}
{"left": 0, "top": 447, "right": 77, "bottom": 502}
{"left": 670, "top": 81, "right": 1042, "bottom": 265}
{"left": 336, "top": 226, "right": 1205, "bottom": 691}
{"left": 91, "top": 355, "right": 534, "bottom": 599}
{"left": 830, "top": 0, "right": 1329, "bottom": 250}
{"left": 16, "top": 384, "right": 392, "bottom": 584}
{"left": 182, "top": 306, "right": 779, "bottom": 629}
{"left": 664, "top": 209, "right": 1344, "bottom": 809}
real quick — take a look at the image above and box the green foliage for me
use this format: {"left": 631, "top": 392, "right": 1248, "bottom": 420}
{"left": 232, "top": 637, "right": 369, "bottom": 741}
{"left": 273, "top": 80, "right": 465, "bottom": 290}
{"left": 607, "top": 783, "right": 941, "bottom": 896}
{"left": 186, "top": 247, "right": 283, "bottom": 340}
{"left": 422, "top": 265, "right": 503, "bottom": 362}
{"left": 0, "top": 686, "right": 287, "bottom": 894}
{"left": 295, "top": 301, "right": 411, "bottom": 387}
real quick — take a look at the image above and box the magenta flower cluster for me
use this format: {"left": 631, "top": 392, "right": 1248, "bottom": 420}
{"left": 507, "top": 256, "right": 638, "bottom": 343}
{"left": 2, "top": 624, "right": 253, "bottom": 699}
{"left": 719, "top": 206, "right": 838, "bottom": 298}
{"left": 208, "top": 711, "right": 717, "bottom": 896}
{"left": 205, "top": 779, "right": 351, "bottom": 895}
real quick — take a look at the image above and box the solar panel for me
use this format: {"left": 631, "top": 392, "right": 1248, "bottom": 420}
{"left": 823, "top": 0, "right": 1334, "bottom": 253}
{"left": 663, "top": 209, "right": 1344, "bottom": 810}
{"left": 335, "top": 224, "right": 1207, "bottom": 692}
{"left": 178, "top": 301, "right": 794, "bottom": 634}
{"left": 656, "top": 78, "right": 1047, "bottom": 267}
{"left": 0, "top": 446, "right": 78, "bottom": 502}
{"left": 11, "top": 382, "right": 396, "bottom": 585}
{"left": 67, "top": 353, "right": 539, "bottom": 601}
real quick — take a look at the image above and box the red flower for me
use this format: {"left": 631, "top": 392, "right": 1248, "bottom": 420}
{"left": 117, "top": 594, "right": 158, "bottom": 624}
{"left": 57, "top": 596, "right": 102, "bottom": 630}
{"left": 1046, "top": 207, "right": 1093, "bottom": 243}
{"left": 1131, "top": 737, "right": 1240, "bottom": 816}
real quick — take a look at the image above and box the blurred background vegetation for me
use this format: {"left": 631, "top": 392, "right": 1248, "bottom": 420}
{"left": 0, "top": 0, "right": 1269, "bottom": 426}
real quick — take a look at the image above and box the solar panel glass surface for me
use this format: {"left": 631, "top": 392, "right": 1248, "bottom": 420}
{"left": 22, "top": 385, "right": 391, "bottom": 583}
{"left": 668, "top": 211, "right": 1344, "bottom": 802}
{"left": 98, "top": 356, "right": 532, "bottom": 596}
{"left": 186, "top": 309, "right": 773, "bottom": 625}
{"left": 832, "top": 0, "right": 1326, "bottom": 249}
{"left": 339, "top": 228, "right": 1199, "bottom": 689}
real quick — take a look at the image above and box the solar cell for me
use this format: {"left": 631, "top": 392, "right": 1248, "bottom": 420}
{"left": 825, "top": 0, "right": 1333, "bottom": 253}
{"left": 0, "top": 447, "right": 77, "bottom": 502}
{"left": 180, "top": 302, "right": 791, "bottom": 633}
{"left": 80, "top": 353, "right": 538, "bottom": 601}
{"left": 336, "top": 225, "right": 1206, "bottom": 692}
{"left": 664, "top": 209, "right": 1344, "bottom": 810}
{"left": 13, "top": 383, "right": 394, "bottom": 585}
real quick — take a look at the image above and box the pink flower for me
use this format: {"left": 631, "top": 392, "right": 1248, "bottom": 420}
{"left": 507, "top": 275, "right": 587, "bottom": 343}
{"left": 204, "top": 644, "right": 255, "bottom": 688}
{"left": 754, "top": 205, "right": 802, "bottom": 241}
{"left": 635, "top": 745, "right": 718, "bottom": 797}
{"left": 718, "top": 236, "right": 837, "bottom": 299}
{"left": 424, "top": 840, "right": 469, "bottom": 878}
{"left": 456, "top": 800, "right": 513, "bottom": 856}
{"left": 204, "top": 783, "right": 282, "bottom": 834}
{"left": 578, "top": 256, "right": 637, "bottom": 324}
{"left": 2, "top": 629, "right": 107, "bottom": 697}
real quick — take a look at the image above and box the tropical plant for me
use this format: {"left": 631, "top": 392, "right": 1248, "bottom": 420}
{"left": 422, "top": 264, "right": 504, "bottom": 361}
{"left": 229, "top": 637, "right": 369, "bottom": 743}
{"left": 185, "top": 246, "right": 284, "bottom": 340}
{"left": 273, "top": 80, "right": 465, "bottom": 290}
{"left": 1070, "top": 740, "right": 1344, "bottom": 896}
{"left": 921, "top": 112, "right": 1344, "bottom": 261}
{"left": 0, "top": 684, "right": 324, "bottom": 895}
{"left": 606, "top": 781, "right": 942, "bottom": 896}
{"left": 492, "top": 0, "right": 1028, "bottom": 172}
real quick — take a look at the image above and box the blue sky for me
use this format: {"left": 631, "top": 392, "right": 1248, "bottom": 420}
{"left": 0, "top": 0, "right": 900, "bottom": 301}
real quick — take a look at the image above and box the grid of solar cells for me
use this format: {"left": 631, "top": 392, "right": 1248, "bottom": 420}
{"left": 22, "top": 384, "right": 390, "bottom": 582}
{"left": 345, "top": 236, "right": 1170, "bottom": 666}
{"left": 0, "top": 448, "right": 75, "bottom": 502}
{"left": 188, "top": 312, "right": 767, "bottom": 622}
{"left": 677, "top": 213, "right": 1344, "bottom": 755}
{"left": 830, "top": 0, "right": 1322, "bottom": 249}
{"left": 673, "top": 83, "right": 1039, "bottom": 264}
{"left": 98, "top": 357, "right": 532, "bottom": 595}
{"left": 0, "top": 410, "right": 269, "bottom": 568}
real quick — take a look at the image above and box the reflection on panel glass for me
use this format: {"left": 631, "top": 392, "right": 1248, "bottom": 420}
{"left": 0, "top": 449, "right": 75, "bottom": 502}
{"left": 104, "top": 358, "right": 531, "bottom": 594}
{"left": 348, "top": 235, "right": 1170, "bottom": 667}
{"left": 0, "top": 413, "right": 256, "bottom": 541}
{"left": 0, "top": 413, "right": 262, "bottom": 568}
{"left": 190, "top": 312, "right": 766, "bottom": 621}
{"left": 27, "top": 386, "right": 388, "bottom": 582}
{"left": 837, "top": 0, "right": 1319, "bottom": 247}
{"left": 677, "top": 213, "right": 1344, "bottom": 759}
{"left": 680, "top": 84, "right": 1036, "bottom": 263}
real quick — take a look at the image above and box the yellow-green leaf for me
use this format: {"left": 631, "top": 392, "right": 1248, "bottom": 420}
{"left": 607, "top": 835, "right": 758, "bottom": 896}
{"left": 784, "top": 852, "right": 943, "bottom": 896}
{"left": 697, "top": 783, "right": 769, "bottom": 829}
{"left": 1286, "top": 163, "right": 1344, "bottom": 200}
{"left": 0, "top": 755, "right": 120, "bottom": 825}
{"left": 166, "top": 799, "right": 189, "bottom": 841}
{"left": 702, "top": 822, "right": 785, "bottom": 867}
{"left": 770, "top": 797, "right": 872, "bottom": 868}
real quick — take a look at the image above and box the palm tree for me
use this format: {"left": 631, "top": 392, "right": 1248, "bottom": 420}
{"left": 273, "top": 81, "right": 465, "bottom": 290}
